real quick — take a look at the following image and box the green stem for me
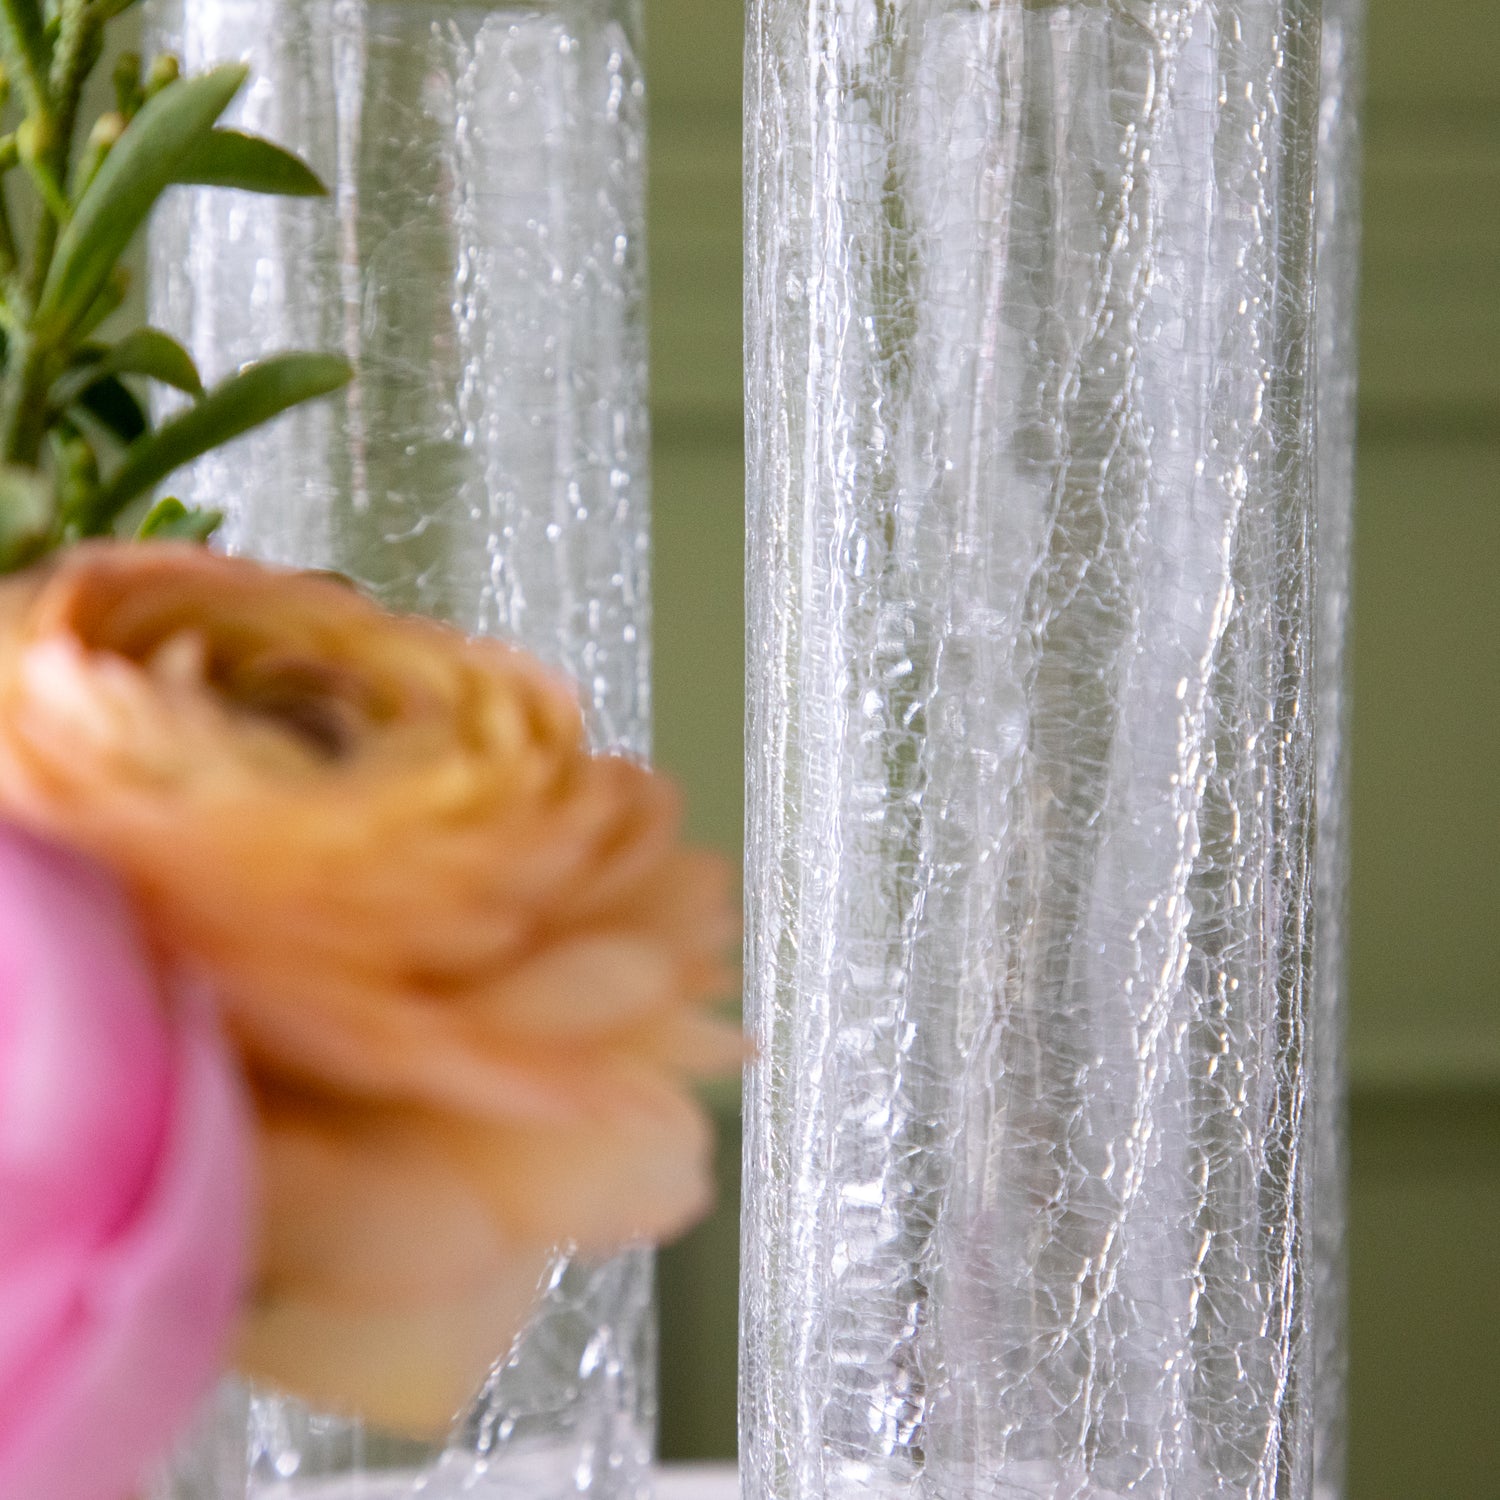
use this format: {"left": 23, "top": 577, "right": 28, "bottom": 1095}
{"left": 1, "top": 331, "right": 49, "bottom": 464}
{"left": 23, "top": 0, "right": 96, "bottom": 306}
{"left": 50, "top": 0, "right": 97, "bottom": 167}
{"left": 22, "top": 215, "right": 55, "bottom": 315}
{"left": 1, "top": 0, "right": 97, "bottom": 464}
{"left": 0, "top": 0, "right": 51, "bottom": 121}
{"left": 0, "top": 0, "right": 53, "bottom": 301}
{"left": 0, "top": 179, "right": 18, "bottom": 282}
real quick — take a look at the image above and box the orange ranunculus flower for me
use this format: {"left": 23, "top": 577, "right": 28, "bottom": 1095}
{"left": 0, "top": 542, "right": 741, "bottom": 1436}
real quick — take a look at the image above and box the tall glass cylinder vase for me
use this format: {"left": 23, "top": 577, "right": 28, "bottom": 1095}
{"left": 1311, "top": 2, "right": 1363, "bottom": 1495}
{"left": 144, "top": 1, "right": 653, "bottom": 1496}
{"left": 742, "top": 3, "right": 1346, "bottom": 1499}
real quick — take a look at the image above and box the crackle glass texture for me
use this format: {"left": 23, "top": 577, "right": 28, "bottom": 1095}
{"left": 742, "top": 2, "right": 1348, "bottom": 1498}
{"left": 145, "top": 0, "right": 649, "bottom": 755}
{"left": 144, "top": 1, "right": 654, "bottom": 1497}
{"left": 1311, "top": 2, "right": 1362, "bottom": 1495}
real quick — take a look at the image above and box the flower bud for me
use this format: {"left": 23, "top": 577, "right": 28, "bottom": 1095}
{"left": 70, "top": 112, "right": 127, "bottom": 205}
{"left": 86, "top": 110, "right": 126, "bottom": 152}
{"left": 15, "top": 115, "right": 55, "bottom": 166}
{"left": 146, "top": 53, "right": 180, "bottom": 98}
{"left": 113, "top": 51, "right": 143, "bottom": 118}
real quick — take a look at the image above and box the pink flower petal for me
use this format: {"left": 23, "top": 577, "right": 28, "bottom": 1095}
{"left": 0, "top": 824, "right": 171, "bottom": 1263}
{"left": 0, "top": 824, "right": 253, "bottom": 1500}
{"left": 0, "top": 1008, "right": 251, "bottom": 1500}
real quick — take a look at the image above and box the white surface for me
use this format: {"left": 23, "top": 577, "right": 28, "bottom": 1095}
{"left": 249, "top": 1465, "right": 738, "bottom": 1500}
{"left": 655, "top": 1464, "right": 739, "bottom": 1500}
{"left": 249, "top": 1463, "right": 738, "bottom": 1500}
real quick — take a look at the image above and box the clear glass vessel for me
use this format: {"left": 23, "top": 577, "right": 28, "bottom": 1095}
{"left": 742, "top": 3, "right": 1350, "bottom": 1499}
{"left": 144, "top": 0, "right": 654, "bottom": 1495}
{"left": 1311, "top": 2, "right": 1365, "bottom": 1495}
{"left": 145, "top": 0, "right": 649, "bottom": 752}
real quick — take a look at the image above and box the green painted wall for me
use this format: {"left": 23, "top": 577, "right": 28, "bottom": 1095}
{"left": 647, "top": 0, "right": 1500, "bottom": 1490}
{"left": 1343, "top": 1, "right": 1500, "bottom": 1492}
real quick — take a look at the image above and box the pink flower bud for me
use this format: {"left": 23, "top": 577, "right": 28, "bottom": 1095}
{"left": 0, "top": 822, "right": 251, "bottom": 1500}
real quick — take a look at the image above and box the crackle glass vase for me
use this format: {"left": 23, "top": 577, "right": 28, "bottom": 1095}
{"left": 742, "top": 2, "right": 1356, "bottom": 1498}
{"left": 1311, "top": 1, "right": 1363, "bottom": 1495}
{"left": 143, "top": 0, "right": 653, "bottom": 1496}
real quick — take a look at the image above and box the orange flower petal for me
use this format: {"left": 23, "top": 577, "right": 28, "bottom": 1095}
{"left": 0, "top": 543, "right": 742, "bottom": 1426}
{"left": 259, "top": 1107, "right": 524, "bottom": 1304}
{"left": 237, "top": 1265, "right": 550, "bottom": 1439}
{"left": 453, "top": 1078, "right": 717, "bottom": 1250}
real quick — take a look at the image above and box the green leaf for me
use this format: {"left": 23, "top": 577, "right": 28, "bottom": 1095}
{"left": 75, "top": 374, "right": 147, "bottom": 443}
{"left": 175, "top": 129, "right": 326, "bottom": 197}
{"left": 53, "top": 328, "right": 203, "bottom": 408}
{"left": 71, "top": 267, "right": 129, "bottom": 344}
{"left": 104, "top": 328, "right": 203, "bottom": 394}
{"left": 137, "top": 495, "right": 221, "bottom": 542}
{"left": 86, "top": 351, "right": 351, "bottom": 528}
{"left": 34, "top": 63, "right": 248, "bottom": 339}
{"left": 0, "top": 463, "right": 52, "bottom": 569}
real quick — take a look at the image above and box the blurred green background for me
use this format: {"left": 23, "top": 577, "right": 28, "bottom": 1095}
{"left": 646, "top": 0, "right": 1500, "bottom": 1493}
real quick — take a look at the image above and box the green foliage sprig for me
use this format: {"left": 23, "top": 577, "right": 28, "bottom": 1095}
{"left": 0, "top": 0, "right": 351, "bottom": 570}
